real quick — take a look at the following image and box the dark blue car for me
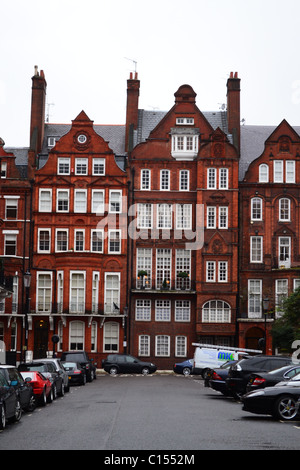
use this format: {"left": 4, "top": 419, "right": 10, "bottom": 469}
{"left": 173, "top": 359, "right": 194, "bottom": 375}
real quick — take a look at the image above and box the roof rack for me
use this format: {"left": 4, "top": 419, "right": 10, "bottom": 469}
{"left": 192, "top": 343, "right": 262, "bottom": 354}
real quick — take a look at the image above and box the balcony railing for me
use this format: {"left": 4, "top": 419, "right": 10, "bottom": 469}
{"left": 134, "top": 277, "right": 195, "bottom": 291}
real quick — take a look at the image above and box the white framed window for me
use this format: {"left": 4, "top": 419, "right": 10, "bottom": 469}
{"left": 248, "top": 279, "right": 262, "bottom": 317}
{"left": 91, "top": 229, "right": 103, "bottom": 253}
{"left": 250, "top": 236, "right": 263, "bottom": 263}
{"left": 91, "top": 321, "right": 97, "bottom": 352}
{"left": 92, "top": 190, "right": 104, "bottom": 214}
{"left": 92, "top": 158, "right": 105, "bottom": 175}
{"left": 36, "top": 272, "right": 52, "bottom": 312}
{"left": 207, "top": 168, "right": 217, "bottom": 189}
{"left": 206, "top": 261, "right": 216, "bottom": 282}
{"left": 218, "top": 261, "right": 228, "bottom": 282}
{"left": 75, "top": 158, "right": 88, "bottom": 175}
{"left": 140, "top": 169, "right": 151, "bottom": 190}
{"left": 104, "top": 273, "right": 120, "bottom": 314}
{"left": 175, "top": 300, "right": 190, "bottom": 322}
{"left": 207, "top": 206, "right": 216, "bottom": 228}
{"left": 39, "top": 189, "right": 52, "bottom": 212}
{"left": 275, "top": 279, "right": 288, "bottom": 317}
{"left": 202, "top": 300, "right": 231, "bottom": 323}
{"left": 1, "top": 161, "right": 7, "bottom": 178}
{"left": 179, "top": 170, "right": 189, "bottom": 191}
{"left": 251, "top": 197, "right": 262, "bottom": 221}
{"left": 69, "top": 321, "right": 85, "bottom": 350}
{"left": 74, "top": 189, "right": 87, "bottom": 213}
{"left": 279, "top": 198, "right": 290, "bottom": 221}
{"left": 108, "top": 230, "right": 121, "bottom": 254}
{"left": 136, "top": 299, "right": 151, "bottom": 321}
{"left": 12, "top": 276, "right": 18, "bottom": 314}
{"left": 259, "top": 164, "right": 269, "bottom": 183}
{"left": 103, "top": 322, "right": 119, "bottom": 352}
{"left": 139, "top": 335, "right": 150, "bottom": 356}
{"left": 176, "top": 204, "right": 192, "bottom": 230}
{"left": 57, "top": 158, "right": 70, "bottom": 175}
{"left": 279, "top": 236, "right": 291, "bottom": 268}
{"left": 157, "top": 204, "right": 172, "bottom": 229}
{"left": 92, "top": 272, "right": 100, "bottom": 314}
{"left": 175, "top": 336, "right": 187, "bottom": 357}
{"left": 4, "top": 233, "right": 17, "bottom": 256}
{"left": 56, "top": 189, "right": 69, "bottom": 212}
{"left": 74, "top": 230, "right": 85, "bottom": 252}
{"left": 57, "top": 271, "right": 64, "bottom": 314}
{"left": 219, "top": 168, "right": 228, "bottom": 189}
{"left": 55, "top": 229, "right": 68, "bottom": 252}
{"left": 155, "top": 335, "right": 170, "bottom": 356}
{"left": 176, "top": 117, "right": 194, "bottom": 125}
{"left": 69, "top": 271, "right": 85, "bottom": 314}
{"left": 5, "top": 197, "right": 18, "bottom": 219}
{"left": 109, "top": 190, "right": 122, "bottom": 213}
{"left": 286, "top": 160, "right": 295, "bottom": 183}
{"left": 175, "top": 249, "right": 191, "bottom": 289}
{"left": 219, "top": 206, "right": 228, "bottom": 229}
{"left": 156, "top": 248, "right": 171, "bottom": 289}
{"left": 48, "top": 137, "right": 55, "bottom": 147}
{"left": 155, "top": 300, "right": 171, "bottom": 321}
{"left": 293, "top": 278, "right": 300, "bottom": 291}
{"left": 136, "top": 248, "right": 152, "bottom": 289}
{"left": 160, "top": 169, "right": 170, "bottom": 190}
{"left": 274, "top": 160, "right": 283, "bottom": 183}
{"left": 137, "top": 203, "right": 153, "bottom": 229}
{"left": 38, "top": 228, "right": 51, "bottom": 253}
{"left": 171, "top": 134, "right": 198, "bottom": 159}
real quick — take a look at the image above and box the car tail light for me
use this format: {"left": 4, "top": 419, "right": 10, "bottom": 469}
{"left": 253, "top": 377, "right": 266, "bottom": 386}
{"left": 212, "top": 371, "right": 222, "bottom": 381}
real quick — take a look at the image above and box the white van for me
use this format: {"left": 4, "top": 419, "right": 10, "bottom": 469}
{"left": 192, "top": 343, "right": 261, "bottom": 377}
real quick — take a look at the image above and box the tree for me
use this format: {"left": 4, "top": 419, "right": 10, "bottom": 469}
{"left": 271, "top": 286, "right": 300, "bottom": 352}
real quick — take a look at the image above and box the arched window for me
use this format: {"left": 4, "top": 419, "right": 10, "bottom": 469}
{"left": 251, "top": 197, "right": 262, "bottom": 220}
{"left": 279, "top": 198, "right": 290, "bottom": 221}
{"left": 259, "top": 164, "right": 269, "bottom": 183}
{"left": 202, "top": 300, "right": 231, "bottom": 323}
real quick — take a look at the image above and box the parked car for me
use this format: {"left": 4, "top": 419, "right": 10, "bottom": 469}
{"left": 173, "top": 359, "right": 194, "bottom": 375}
{"left": 62, "top": 362, "right": 86, "bottom": 385}
{"left": 246, "top": 365, "right": 300, "bottom": 392}
{"left": 0, "top": 365, "right": 35, "bottom": 412}
{"left": 60, "top": 351, "right": 97, "bottom": 382}
{"left": 226, "top": 355, "right": 292, "bottom": 397}
{"left": 32, "top": 358, "right": 69, "bottom": 392}
{"left": 242, "top": 373, "right": 300, "bottom": 421}
{"left": 20, "top": 371, "right": 53, "bottom": 406}
{"left": 102, "top": 354, "right": 157, "bottom": 375}
{"left": 18, "top": 361, "right": 64, "bottom": 399}
{"left": 0, "top": 372, "right": 22, "bottom": 430}
{"left": 208, "top": 361, "right": 237, "bottom": 396}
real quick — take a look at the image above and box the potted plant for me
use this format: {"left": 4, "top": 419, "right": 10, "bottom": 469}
{"left": 177, "top": 271, "right": 188, "bottom": 278}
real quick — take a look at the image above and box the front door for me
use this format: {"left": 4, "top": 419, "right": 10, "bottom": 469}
{"left": 33, "top": 320, "right": 49, "bottom": 358}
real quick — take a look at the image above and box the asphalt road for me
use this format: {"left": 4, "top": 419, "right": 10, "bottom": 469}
{"left": 1, "top": 374, "right": 300, "bottom": 452}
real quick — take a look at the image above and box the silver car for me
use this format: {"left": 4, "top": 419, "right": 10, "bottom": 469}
{"left": 32, "top": 358, "right": 69, "bottom": 393}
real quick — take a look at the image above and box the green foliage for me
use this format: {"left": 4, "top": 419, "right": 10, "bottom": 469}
{"left": 271, "top": 286, "right": 300, "bottom": 352}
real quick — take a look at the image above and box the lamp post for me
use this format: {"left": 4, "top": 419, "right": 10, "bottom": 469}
{"left": 23, "top": 270, "right": 31, "bottom": 361}
{"left": 262, "top": 297, "right": 270, "bottom": 354}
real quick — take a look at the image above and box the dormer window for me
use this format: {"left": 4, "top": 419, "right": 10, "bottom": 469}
{"left": 1, "top": 161, "right": 7, "bottom": 178}
{"left": 176, "top": 117, "right": 194, "bottom": 125}
{"left": 48, "top": 137, "right": 56, "bottom": 147}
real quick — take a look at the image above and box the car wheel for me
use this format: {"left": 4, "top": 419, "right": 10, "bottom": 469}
{"left": 273, "top": 395, "right": 299, "bottom": 421}
{"left": 39, "top": 388, "right": 47, "bottom": 406}
{"left": 47, "top": 387, "right": 54, "bottom": 403}
{"left": 182, "top": 367, "right": 191, "bottom": 376}
{"left": 0, "top": 405, "right": 6, "bottom": 430}
{"left": 109, "top": 366, "right": 118, "bottom": 375}
{"left": 26, "top": 394, "right": 36, "bottom": 413}
{"left": 141, "top": 367, "right": 150, "bottom": 375}
{"left": 59, "top": 381, "right": 65, "bottom": 397}
{"left": 10, "top": 400, "right": 22, "bottom": 423}
{"left": 82, "top": 374, "right": 86, "bottom": 385}
{"left": 52, "top": 384, "right": 57, "bottom": 400}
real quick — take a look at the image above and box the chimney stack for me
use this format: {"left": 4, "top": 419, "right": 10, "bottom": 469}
{"left": 227, "top": 72, "right": 241, "bottom": 154}
{"left": 125, "top": 72, "right": 140, "bottom": 152}
{"left": 29, "top": 65, "right": 47, "bottom": 155}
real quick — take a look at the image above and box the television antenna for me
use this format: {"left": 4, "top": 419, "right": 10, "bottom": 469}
{"left": 124, "top": 57, "right": 138, "bottom": 73}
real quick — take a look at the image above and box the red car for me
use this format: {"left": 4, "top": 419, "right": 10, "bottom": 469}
{"left": 20, "top": 371, "right": 53, "bottom": 406}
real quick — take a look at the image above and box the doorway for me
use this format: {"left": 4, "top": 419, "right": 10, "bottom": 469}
{"left": 245, "top": 326, "right": 264, "bottom": 350}
{"left": 33, "top": 319, "right": 49, "bottom": 358}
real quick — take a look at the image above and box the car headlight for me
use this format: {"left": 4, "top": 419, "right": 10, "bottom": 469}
{"left": 247, "top": 390, "right": 265, "bottom": 398}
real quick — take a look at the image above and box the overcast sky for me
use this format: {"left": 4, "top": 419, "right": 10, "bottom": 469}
{"left": 1, "top": 0, "right": 300, "bottom": 147}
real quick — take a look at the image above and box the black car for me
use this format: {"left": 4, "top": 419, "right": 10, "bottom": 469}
{"left": 242, "top": 373, "right": 300, "bottom": 421}
{"left": 208, "top": 361, "right": 237, "bottom": 396}
{"left": 226, "top": 355, "right": 292, "bottom": 398}
{"left": 18, "top": 361, "right": 64, "bottom": 399}
{"left": 102, "top": 354, "right": 157, "bottom": 375}
{"left": 0, "top": 365, "right": 35, "bottom": 412}
{"left": 62, "top": 362, "right": 86, "bottom": 385}
{"left": 0, "top": 372, "right": 22, "bottom": 430}
{"left": 60, "top": 351, "right": 97, "bottom": 382}
{"left": 246, "top": 364, "right": 300, "bottom": 392}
